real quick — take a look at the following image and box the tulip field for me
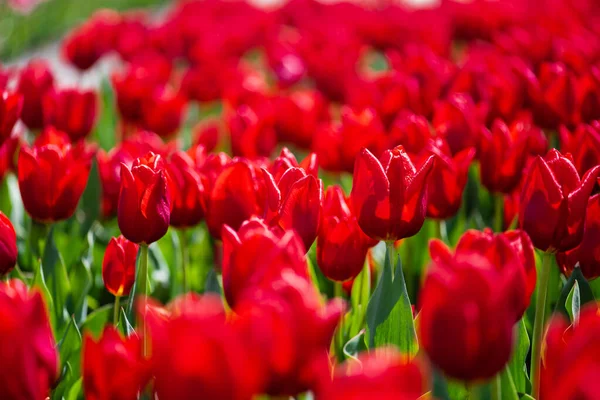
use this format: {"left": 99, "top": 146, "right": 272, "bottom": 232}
{"left": 3, "top": 0, "right": 600, "bottom": 399}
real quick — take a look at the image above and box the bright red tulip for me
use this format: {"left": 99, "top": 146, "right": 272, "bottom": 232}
{"left": 527, "top": 62, "right": 576, "bottom": 129}
{"left": 432, "top": 93, "right": 484, "bottom": 156}
{"left": 43, "top": 88, "right": 98, "bottom": 142}
{"left": 0, "top": 133, "right": 20, "bottom": 183}
{"left": 274, "top": 89, "right": 329, "bottom": 149}
{"left": 118, "top": 152, "right": 171, "bottom": 244}
{"left": 351, "top": 145, "right": 434, "bottom": 241}
{"left": 0, "top": 91, "right": 23, "bottom": 146}
{"left": 0, "top": 279, "right": 58, "bottom": 399}
{"left": 227, "top": 105, "right": 277, "bottom": 159}
{"left": 18, "top": 127, "right": 94, "bottom": 222}
{"left": 16, "top": 59, "right": 54, "bottom": 130}
{"left": 82, "top": 326, "right": 150, "bottom": 400}
{"left": 192, "top": 120, "right": 221, "bottom": 153}
{"left": 269, "top": 148, "right": 318, "bottom": 183}
{"left": 141, "top": 86, "right": 186, "bottom": 138}
{"left": 166, "top": 151, "right": 205, "bottom": 228}
{"left": 221, "top": 219, "right": 308, "bottom": 309}
{"left": 0, "top": 212, "right": 17, "bottom": 276}
{"left": 519, "top": 149, "right": 600, "bottom": 252}
{"left": 559, "top": 122, "right": 600, "bottom": 175}
{"left": 102, "top": 236, "right": 139, "bottom": 297}
{"left": 387, "top": 111, "right": 432, "bottom": 154}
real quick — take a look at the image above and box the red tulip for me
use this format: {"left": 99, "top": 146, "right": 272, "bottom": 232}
{"left": 269, "top": 148, "right": 318, "bottom": 183}
{"left": 141, "top": 86, "right": 186, "bottom": 138}
{"left": 557, "top": 194, "right": 600, "bottom": 280}
{"left": 419, "top": 138, "right": 475, "bottom": 220}
{"left": 82, "top": 326, "right": 150, "bottom": 400}
{"left": 0, "top": 279, "right": 58, "bottom": 399}
{"left": 527, "top": 62, "right": 576, "bottom": 129}
{"left": 575, "top": 65, "right": 600, "bottom": 123}
{"left": 16, "top": 59, "right": 54, "bottom": 130}
{"left": 0, "top": 212, "right": 17, "bottom": 276}
{"left": 541, "top": 304, "right": 600, "bottom": 400}
{"left": 141, "top": 293, "right": 264, "bottom": 400}
{"left": 317, "top": 350, "right": 429, "bottom": 400}
{"left": 0, "top": 133, "right": 21, "bottom": 182}
{"left": 559, "top": 122, "right": 600, "bottom": 175}
{"left": 18, "top": 128, "right": 94, "bottom": 222}
{"left": 102, "top": 236, "right": 139, "bottom": 297}
{"left": 432, "top": 93, "right": 484, "bottom": 156}
{"left": 192, "top": 120, "right": 221, "bottom": 153}
{"left": 418, "top": 238, "right": 519, "bottom": 381}
{"left": 227, "top": 105, "right": 277, "bottom": 159}
{"left": 519, "top": 149, "right": 600, "bottom": 252}
{"left": 221, "top": 219, "right": 308, "bottom": 309}
{"left": 118, "top": 152, "right": 171, "bottom": 244}
{"left": 235, "top": 271, "right": 344, "bottom": 396}
{"left": 387, "top": 111, "right": 432, "bottom": 154}
{"left": 351, "top": 145, "right": 434, "bottom": 241}
{"left": 317, "top": 185, "right": 376, "bottom": 282}
{"left": 0, "top": 91, "right": 23, "bottom": 146}
{"left": 274, "top": 89, "right": 329, "bottom": 149}
{"left": 43, "top": 88, "right": 98, "bottom": 142}
{"left": 165, "top": 151, "right": 205, "bottom": 228}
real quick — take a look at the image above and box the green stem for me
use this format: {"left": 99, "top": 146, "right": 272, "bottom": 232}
{"left": 491, "top": 373, "right": 501, "bottom": 400}
{"left": 28, "top": 220, "right": 48, "bottom": 267}
{"left": 436, "top": 219, "right": 449, "bottom": 242}
{"left": 137, "top": 244, "right": 149, "bottom": 357}
{"left": 113, "top": 295, "right": 121, "bottom": 326}
{"left": 386, "top": 241, "right": 395, "bottom": 273}
{"left": 493, "top": 194, "right": 504, "bottom": 232}
{"left": 334, "top": 281, "right": 344, "bottom": 361}
{"left": 178, "top": 229, "right": 188, "bottom": 293}
{"left": 467, "top": 384, "right": 480, "bottom": 400}
{"left": 531, "top": 252, "right": 552, "bottom": 398}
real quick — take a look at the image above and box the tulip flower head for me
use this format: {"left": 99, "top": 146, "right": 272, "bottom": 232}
{"left": 0, "top": 91, "right": 23, "bottom": 146}
{"left": 16, "top": 59, "right": 54, "bottom": 130}
{"left": 0, "top": 212, "right": 17, "bottom": 276}
{"left": 102, "top": 235, "right": 139, "bottom": 297}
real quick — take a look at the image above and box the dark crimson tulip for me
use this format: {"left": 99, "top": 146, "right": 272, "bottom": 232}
{"left": 317, "top": 350, "right": 428, "bottom": 400}
{"left": 62, "top": 19, "right": 108, "bottom": 71}
{"left": 541, "top": 304, "right": 600, "bottom": 400}
{"left": 235, "top": 270, "right": 344, "bottom": 397}
{"left": 102, "top": 236, "right": 139, "bottom": 297}
{"left": 141, "top": 86, "right": 186, "bottom": 138}
{"left": 317, "top": 185, "right": 376, "bottom": 282}
{"left": 0, "top": 279, "right": 58, "bottom": 399}
{"left": 351, "top": 145, "right": 434, "bottom": 241}
{"left": 16, "top": 59, "right": 54, "bottom": 130}
{"left": 0, "top": 91, "right": 23, "bottom": 146}
{"left": 118, "top": 152, "right": 171, "bottom": 244}
{"left": 165, "top": 151, "right": 204, "bottom": 228}
{"left": 227, "top": 105, "right": 277, "bottom": 159}
{"left": 82, "top": 326, "right": 150, "bottom": 400}
{"left": 432, "top": 92, "right": 484, "bottom": 156}
{"left": 18, "top": 127, "right": 94, "bottom": 222}
{"left": 419, "top": 138, "right": 475, "bottom": 220}
{"left": 559, "top": 122, "right": 600, "bottom": 175}
{"left": 0, "top": 212, "right": 17, "bottom": 276}
{"left": 557, "top": 194, "right": 600, "bottom": 280}
{"left": 575, "top": 65, "right": 600, "bottom": 123}
{"left": 418, "top": 239, "right": 520, "bottom": 381}
{"left": 43, "top": 88, "right": 98, "bottom": 142}
{"left": 221, "top": 219, "right": 308, "bottom": 309}
{"left": 387, "top": 111, "right": 432, "bottom": 154}
{"left": 206, "top": 159, "right": 278, "bottom": 239}
{"left": 141, "top": 294, "right": 264, "bottom": 400}
{"left": 527, "top": 62, "right": 576, "bottom": 129}
{"left": 519, "top": 149, "right": 600, "bottom": 252}
{"left": 269, "top": 148, "right": 318, "bottom": 183}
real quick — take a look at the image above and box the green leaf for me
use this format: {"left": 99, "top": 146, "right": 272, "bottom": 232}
{"left": 555, "top": 265, "right": 595, "bottom": 322}
{"left": 66, "top": 378, "right": 83, "bottom": 400}
{"left": 508, "top": 320, "right": 530, "bottom": 393}
{"left": 32, "top": 259, "right": 56, "bottom": 332}
{"left": 342, "top": 330, "right": 367, "bottom": 364}
{"left": 42, "top": 226, "right": 71, "bottom": 329}
{"left": 120, "top": 308, "right": 137, "bottom": 337}
{"left": 93, "top": 78, "right": 117, "bottom": 152}
{"left": 57, "top": 317, "right": 83, "bottom": 367}
{"left": 349, "top": 260, "right": 371, "bottom": 338}
{"left": 205, "top": 268, "right": 222, "bottom": 295}
{"left": 80, "top": 304, "right": 112, "bottom": 338}
{"left": 78, "top": 160, "right": 101, "bottom": 236}
{"left": 500, "top": 368, "right": 520, "bottom": 400}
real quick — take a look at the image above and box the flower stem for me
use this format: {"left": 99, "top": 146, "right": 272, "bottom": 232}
{"left": 113, "top": 295, "right": 121, "bottom": 326}
{"left": 493, "top": 193, "right": 504, "bottom": 232}
{"left": 531, "top": 251, "right": 552, "bottom": 398}
{"left": 386, "top": 241, "right": 395, "bottom": 273}
{"left": 491, "top": 373, "right": 501, "bottom": 400}
{"left": 137, "top": 244, "right": 149, "bottom": 357}
{"left": 334, "top": 281, "right": 344, "bottom": 361}
{"left": 178, "top": 229, "right": 189, "bottom": 293}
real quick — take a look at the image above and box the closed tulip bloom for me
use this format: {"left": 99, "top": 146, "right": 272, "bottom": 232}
{"left": 519, "top": 149, "right": 600, "bottom": 252}
{"left": 16, "top": 59, "right": 54, "bottom": 130}
{"left": 575, "top": 66, "right": 600, "bottom": 123}
{"left": 387, "top": 111, "right": 432, "bottom": 154}
{"left": 269, "top": 148, "right": 318, "bottom": 183}
{"left": 351, "top": 145, "right": 434, "bottom": 241}
{"left": 0, "top": 91, "right": 23, "bottom": 146}
{"left": 18, "top": 128, "right": 94, "bottom": 222}
{"left": 528, "top": 62, "right": 576, "bottom": 129}
{"left": 317, "top": 350, "right": 428, "bottom": 400}
{"left": 43, "top": 88, "right": 98, "bottom": 142}
{"left": 274, "top": 90, "right": 330, "bottom": 149}
{"left": 166, "top": 151, "right": 204, "bottom": 228}
{"left": 102, "top": 236, "right": 139, "bottom": 297}
{"left": 559, "top": 122, "right": 600, "bottom": 175}
{"left": 418, "top": 240, "right": 519, "bottom": 381}
{"left": 118, "top": 152, "right": 171, "bottom": 244}
{"left": 557, "top": 194, "right": 600, "bottom": 280}
{"left": 0, "top": 212, "right": 17, "bottom": 276}
{"left": 82, "top": 326, "right": 150, "bottom": 400}
{"left": 227, "top": 105, "right": 277, "bottom": 159}
{"left": 0, "top": 279, "right": 58, "bottom": 399}
{"left": 221, "top": 219, "right": 308, "bottom": 309}
{"left": 541, "top": 305, "right": 600, "bottom": 400}
{"left": 432, "top": 93, "right": 483, "bottom": 156}
{"left": 141, "top": 87, "right": 186, "bottom": 138}
{"left": 317, "top": 185, "right": 376, "bottom": 282}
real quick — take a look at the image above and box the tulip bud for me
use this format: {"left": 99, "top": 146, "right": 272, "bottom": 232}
{"left": 0, "top": 212, "right": 17, "bottom": 276}
{"left": 102, "top": 236, "right": 139, "bottom": 297}
{"left": 559, "top": 122, "right": 600, "bottom": 176}
{"left": 0, "top": 91, "right": 23, "bottom": 146}
{"left": 165, "top": 151, "right": 205, "bottom": 228}
{"left": 16, "top": 59, "right": 54, "bottom": 130}
{"left": 141, "top": 86, "right": 186, "bottom": 138}
{"left": 433, "top": 93, "right": 482, "bottom": 155}
{"left": 43, "top": 88, "right": 98, "bottom": 142}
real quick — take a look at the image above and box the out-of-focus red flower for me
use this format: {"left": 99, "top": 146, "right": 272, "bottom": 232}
{"left": 141, "top": 86, "right": 186, "bottom": 138}
{"left": 192, "top": 120, "right": 220, "bottom": 153}
{"left": 235, "top": 270, "right": 344, "bottom": 397}
{"left": 265, "top": 30, "right": 305, "bottom": 88}
{"left": 541, "top": 304, "right": 600, "bottom": 400}
{"left": 118, "top": 152, "right": 171, "bottom": 244}
{"left": 102, "top": 235, "right": 139, "bottom": 297}
{"left": 317, "top": 350, "right": 429, "bottom": 400}
{"left": 0, "top": 279, "right": 58, "bottom": 399}
{"left": 180, "top": 61, "right": 239, "bottom": 103}
{"left": 432, "top": 93, "right": 484, "bottom": 156}
{"left": 387, "top": 111, "right": 432, "bottom": 154}
{"left": 166, "top": 151, "right": 204, "bottom": 228}
{"left": 83, "top": 326, "right": 150, "bottom": 400}
{"left": 206, "top": 159, "right": 278, "bottom": 239}
{"left": 0, "top": 212, "right": 17, "bottom": 276}
{"left": 557, "top": 194, "right": 600, "bottom": 280}
{"left": 519, "top": 149, "right": 600, "bottom": 252}
{"left": 269, "top": 147, "right": 318, "bottom": 184}
{"left": 527, "top": 62, "right": 576, "bottom": 129}
{"left": 221, "top": 219, "right": 308, "bottom": 308}
{"left": 418, "top": 238, "right": 520, "bottom": 382}
{"left": 18, "top": 127, "right": 94, "bottom": 222}
{"left": 141, "top": 294, "right": 264, "bottom": 400}
{"left": 575, "top": 64, "right": 600, "bottom": 123}
{"left": 418, "top": 138, "right": 475, "bottom": 220}
{"left": 273, "top": 90, "right": 329, "bottom": 149}
{"left": 351, "top": 145, "right": 434, "bottom": 241}
{"left": 43, "top": 88, "right": 98, "bottom": 142}
{"left": 113, "top": 16, "right": 149, "bottom": 63}
{"left": 0, "top": 133, "right": 21, "bottom": 182}
{"left": 559, "top": 122, "right": 600, "bottom": 175}
{"left": 16, "top": 59, "right": 54, "bottom": 131}
{"left": 227, "top": 105, "right": 277, "bottom": 159}
{"left": 317, "top": 185, "right": 376, "bottom": 282}
{"left": 0, "top": 91, "right": 23, "bottom": 146}
{"left": 314, "top": 107, "right": 386, "bottom": 173}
